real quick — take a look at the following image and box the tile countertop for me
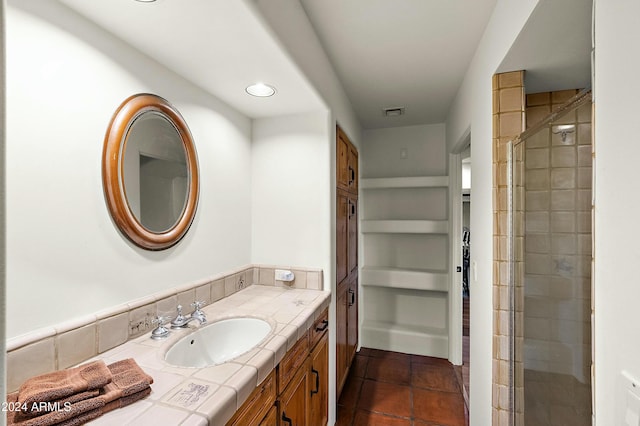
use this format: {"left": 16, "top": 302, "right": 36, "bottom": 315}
{"left": 86, "top": 285, "right": 331, "bottom": 426}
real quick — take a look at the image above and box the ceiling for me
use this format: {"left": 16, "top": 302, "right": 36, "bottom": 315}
{"left": 300, "top": 0, "right": 498, "bottom": 129}
{"left": 57, "top": 0, "right": 325, "bottom": 119}
{"left": 498, "top": 0, "right": 592, "bottom": 94}
{"left": 57, "top": 0, "right": 592, "bottom": 130}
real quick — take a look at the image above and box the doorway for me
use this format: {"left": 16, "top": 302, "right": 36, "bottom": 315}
{"left": 461, "top": 145, "right": 471, "bottom": 404}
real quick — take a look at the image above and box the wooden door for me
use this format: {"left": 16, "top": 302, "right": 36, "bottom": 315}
{"left": 336, "top": 283, "right": 348, "bottom": 396}
{"left": 347, "top": 196, "right": 358, "bottom": 276}
{"left": 336, "top": 191, "right": 349, "bottom": 285}
{"left": 348, "top": 144, "right": 358, "bottom": 193}
{"left": 347, "top": 278, "right": 359, "bottom": 364}
{"left": 337, "top": 128, "right": 349, "bottom": 191}
{"left": 260, "top": 405, "right": 277, "bottom": 425}
{"left": 308, "top": 333, "right": 328, "bottom": 426}
{"left": 279, "top": 359, "right": 308, "bottom": 426}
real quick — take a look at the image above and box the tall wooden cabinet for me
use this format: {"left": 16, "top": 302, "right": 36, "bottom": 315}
{"left": 336, "top": 126, "right": 359, "bottom": 398}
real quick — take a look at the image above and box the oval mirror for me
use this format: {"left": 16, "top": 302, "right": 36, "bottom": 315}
{"left": 102, "top": 94, "right": 199, "bottom": 250}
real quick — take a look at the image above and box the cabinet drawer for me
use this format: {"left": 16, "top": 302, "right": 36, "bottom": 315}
{"left": 226, "top": 370, "right": 276, "bottom": 426}
{"left": 309, "top": 308, "right": 329, "bottom": 350}
{"left": 278, "top": 334, "right": 309, "bottom": 392}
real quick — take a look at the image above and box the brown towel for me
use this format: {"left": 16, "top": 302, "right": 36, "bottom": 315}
{"left": 8, "top": 359, "right": 153, "bottom": 426}
{"left": 72, "top": 388, "right": 152, "bottom": 426}
{"left": 103, "top": 359, "right": 154, "bottom": 399}
{"left": 16, "top": 391, "right": 100, "bottom": 419}
{"left": 6, "top": 394, "right": 104, "bottom": 426}
{"left": 103, "top": 387, "right": 152, "bottom": 414}
{"left": 17, "top": 361, "right": 112, "bottom": 410}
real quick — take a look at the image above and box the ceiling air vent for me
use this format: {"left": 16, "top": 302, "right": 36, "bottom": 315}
{"left": 383, "top": 107, "right": 405, "bottom": 117}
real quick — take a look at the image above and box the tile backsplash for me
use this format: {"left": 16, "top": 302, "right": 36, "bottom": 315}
{"left": 6, "top": 264, "right": 323, "bottom": 392}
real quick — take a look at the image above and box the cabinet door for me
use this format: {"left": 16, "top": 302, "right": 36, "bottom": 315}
{"left": 348, "top": 144, "right": 358, "bottom": 193}
{"left": 226, "top": 371, "right": 276, "bottom": 426}
{"left": 309, "top": 333, "right": 328, "bottom": 426}
{"left": 336, "top": 192, "right": 348, "bottom": 285}
{"left": 347, "top": 279, "right": 359, "bottom": 364}
{"left": 347, "top": 196, "right": 358, "bottom": 276}
{"left": 337, "top": 128, "right": 350, "bottom": 191}
{"left": 336, "top": 283, "right": 348, "bottom": 397}
{"left": 279, "top": 358, "right": 308, "bottom": 426}
{"left": 260, "top": 405, "right": 277, "bottom": 425}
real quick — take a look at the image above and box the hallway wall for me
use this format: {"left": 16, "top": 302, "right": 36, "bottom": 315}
{"left": 594, "top": 0, "right": 640, "bottom": 423}
{"left": 445, "top": 1, "right": 540, "bottom": 423}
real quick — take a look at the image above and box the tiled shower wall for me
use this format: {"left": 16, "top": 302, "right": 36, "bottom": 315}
{"left": 492, "top": 71, "right": 525, "bottom": 425}
{"left": 493, "top": 74, "right": 593, "bottom": 425}
{"left": 523, "top": 91, "right": 592, "bottom": 382}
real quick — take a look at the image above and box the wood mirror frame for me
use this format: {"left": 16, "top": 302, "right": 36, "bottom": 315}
{"left": 102, "top": 93, "right": 199, "bottom": 250}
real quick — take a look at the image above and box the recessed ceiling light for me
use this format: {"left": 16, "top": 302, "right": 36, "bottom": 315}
{"left": 134, "top": 0, "right": 157, "bottom": 3}
{"left": 246, "top": 83, "right": 276, "bottom": 97}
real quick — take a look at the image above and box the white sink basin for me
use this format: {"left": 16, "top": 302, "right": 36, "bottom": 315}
{"left": 164, "top": 317, "right": 271, "bottom": 368}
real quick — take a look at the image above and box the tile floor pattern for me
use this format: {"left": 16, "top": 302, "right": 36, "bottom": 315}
{"left": 337, "top": 348, "right": 468, "bottom": 426}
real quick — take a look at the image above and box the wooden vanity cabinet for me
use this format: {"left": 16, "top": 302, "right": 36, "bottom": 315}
{"left": 227, "top": 308, "right": 329, "bottom": 426}
{"left": 309, "top": 332, "right": 328, "bottom": 426}
{"left": 279, "top": 357, "right": 309, "bottom": 426}
{"left": 225, "top": 370, "right": 276, "bottom": 426}
{"left": 278, "top": 309, "right": 329, "bottom": 426}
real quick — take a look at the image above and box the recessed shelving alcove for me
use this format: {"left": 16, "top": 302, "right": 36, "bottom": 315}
{"left": 360, "top": 171, "right": 450, "bottom": 358}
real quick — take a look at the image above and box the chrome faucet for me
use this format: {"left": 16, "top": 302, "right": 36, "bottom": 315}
{"left": 170, "top": 301, "right": 207, "bottom": 328}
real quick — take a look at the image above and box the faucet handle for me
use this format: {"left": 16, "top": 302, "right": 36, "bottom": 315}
{"left": 153, "top": 315, "right": 171, "bottom": 325}
{"left": 191, "top": 301, "right": 206, "bottom": 311}
{"left": 151, "top": 315, "right": 171, "bottom": 340}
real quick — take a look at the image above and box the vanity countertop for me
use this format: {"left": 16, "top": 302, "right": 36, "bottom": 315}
{"left": 86, "top": 284, "right": 331, "bottom": 426}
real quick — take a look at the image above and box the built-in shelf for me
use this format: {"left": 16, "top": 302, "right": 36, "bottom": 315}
{"left": 360, "top": 176, "right": 449, "bottom": 189}
{"left": 361, "top": 320, "right": 448, "bottom": 358}
{"left": 361, "top": 266, "right": 448, "bottom": 292}
{"left": 361, "top": 220, "right": 448, "bottom": 234}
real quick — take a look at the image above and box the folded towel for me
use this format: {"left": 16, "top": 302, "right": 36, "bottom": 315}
{"left": 8, "top": 359, "right": 153, "bottom": 426}
{"left": 70, "top": 388, "right": 151, "bottom": 426}
{"left": 103, "top": 387, "right": 152, "bottom": 414}
{"left": 17, "top": 391, "right": 100, "bottom": 419}
{"left": 17, "top": 361, "right": 112, "bottom": 411}
{"left": 6, "top": 394, "right": 104, "bottom": 426}
{"left": 103, "top": 359, "right": 153, "bottom": 399}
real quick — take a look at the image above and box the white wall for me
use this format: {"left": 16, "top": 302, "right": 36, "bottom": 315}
{"left": 0, "top": 0, "right": 7, "bottom": 412}
{"left": 361, "top": 124, "right": 447, "bottom": 178}
{"left": 593, "top": 0, "right": 640, "bottom": 423}
{"left": 6, "top": 2, "right": 253, "bottom": 338}
{"left": 445, "top": 1, "right": 540, "bottom": 424}
{"left": 250, "top": 3, "right": 362, "bottom": 425}
{"left": 253, "top": 0, "right": 361, "bottom": 148}
{"left": 251, "top": 111, "right": 331, "bottom": 275}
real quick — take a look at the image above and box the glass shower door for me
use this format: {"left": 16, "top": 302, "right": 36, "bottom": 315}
{"left": 510, "top": 98, "right": 592, "bottom": 426}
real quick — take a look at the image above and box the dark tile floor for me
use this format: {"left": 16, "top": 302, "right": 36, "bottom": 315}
{"left": 337, "top": 348, "right": 468, "bottom": 426}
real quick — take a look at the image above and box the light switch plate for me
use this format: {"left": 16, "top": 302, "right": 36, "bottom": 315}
{"left": 619, "top": 370, "right": 640, "bottom": 425}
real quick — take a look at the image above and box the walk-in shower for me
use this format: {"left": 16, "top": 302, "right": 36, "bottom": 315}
{"left": 508, "top": 89, "right": 593, "bottom": 425}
